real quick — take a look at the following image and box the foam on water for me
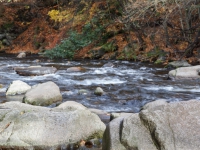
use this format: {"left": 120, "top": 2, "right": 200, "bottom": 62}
{"left": 144, "top": 86, "right": 174, "bottom": 91}
{"left": 72, "top": 77, "right": 126, "bottom": 85}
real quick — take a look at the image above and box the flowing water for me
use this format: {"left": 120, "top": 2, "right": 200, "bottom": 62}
{"left": 1, "top": 55, "right": 200, "bottom": 113}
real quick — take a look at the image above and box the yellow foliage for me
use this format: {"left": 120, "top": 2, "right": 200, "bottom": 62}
{"left": 48, "top": 10, "right": 60, "bottom": 22}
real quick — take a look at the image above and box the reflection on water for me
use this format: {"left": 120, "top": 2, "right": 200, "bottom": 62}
{"left": 0, "top": 55, "right": 200, "bottom": 113}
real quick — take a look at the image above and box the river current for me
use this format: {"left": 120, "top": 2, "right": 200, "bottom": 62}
{"left": 1, "top": 55, "right": 200, "bottom": 113}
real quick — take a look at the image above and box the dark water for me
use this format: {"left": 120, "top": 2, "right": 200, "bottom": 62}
{"left": 1, "top": 55, "right": 200, "bottom": 113}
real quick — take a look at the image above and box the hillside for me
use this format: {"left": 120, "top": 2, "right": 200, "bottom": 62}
{"left": 0, "top": 0, "right": 200, "bottom": 64}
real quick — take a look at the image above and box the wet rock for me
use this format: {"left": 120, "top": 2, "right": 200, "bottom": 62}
{"left": 102, "top": 62, "right": 114, "bottom": 68}
{"left": 0, "top": 101, "right": 105, "bottom": 149}
{"left": 67, "top": 66, "right": 86, "bottom": 72}
{"left": 6, "top": 80, "right": 31, "bottom": 96}
{"left": 14, "top": 66, "right": 57, "bottom": 76}
{"left": 78, "top": 89, "right": 90, "bottom": 95}
{"left": 94, "top": 87, "right": 104, "bottom": 96}
{"left": 168, "top": 65, "right": 200, "bottom": 79}
{"left": 23, "top": 81, "right": 62, "bottom": 106}
{"left": 17, "top": 52, "right": 26, "bottom": 58}
{"left": 167, "top": 60, "right": 191, "bottom": 68}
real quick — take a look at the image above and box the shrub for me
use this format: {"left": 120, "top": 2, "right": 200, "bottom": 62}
{"left": 44, "top": 18, "right": 106, "bottom": 59}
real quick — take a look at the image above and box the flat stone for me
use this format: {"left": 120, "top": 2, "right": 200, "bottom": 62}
{"left": 14, "top": 66, "right": 57, "bottom": 76}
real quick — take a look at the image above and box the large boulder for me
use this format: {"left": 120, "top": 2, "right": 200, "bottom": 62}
{"left": 121, "top": 114, "right": 157, "bottom": 150}
{"left": 6, "top": 80, "right": 31, "bottom": 96}
{"left": 23, "top": 81, "right": 62, "bottom": 106}
{"left": 14, "top": 66, "right": 57, "bottom": 76}
{"left": 168, "top": 65, "right": 200, "bottom": 79}
{"left": 0, "top": 101, "right": 105, "bottom": 149}
{"left": 103, "top": 100, "right": 200, "bottom": 150}
{"left": 140, "top": 100, "right": 200, "bottom": 150}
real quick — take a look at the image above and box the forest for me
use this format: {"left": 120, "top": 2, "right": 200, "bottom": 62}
{"left": 0, "top": 0, "right": 199, "bottom": 64}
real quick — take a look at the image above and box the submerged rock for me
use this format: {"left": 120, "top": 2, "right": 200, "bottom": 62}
{"left": 23, "top": 81, "right": 62, "bottom": 106}
{"left": 14, "top": 66, "right": 57, "bottom": 76}
{"left": 6, "top": 80, "right": 31, "bottom": 96}
{"left": 0, "top": 101, "right": 105, "bottom": 149}
{"left": 67, "top": 66, "right": 86, "bottom": 72}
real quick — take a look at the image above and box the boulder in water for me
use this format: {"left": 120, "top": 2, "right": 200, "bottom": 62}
{"left": 14, "top": 66, "right": 57, "bottom": 76}
{"left": 6, "top": 80, "right": 31, "bottom": 96}
{"left": 102, "top": 62, "right": 114, "bottom": 68}
{"left": 94, "top": 87, "right": 104, "bottom": 96}
{"left": 23, "top": 81, "right": 62, "bottom": 106}
{"left": 168, "top": 65, "right": 200, "bottom": 79}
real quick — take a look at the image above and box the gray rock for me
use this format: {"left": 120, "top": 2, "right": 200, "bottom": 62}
{"left": 167, "top": 60, "right": 191, "bottom": 68}
{"left": 94, "top": 87, "right": 104, "bottom": 96}
{"left": 23, "top": 81, "right": 62, "bottom": 106}
{"left": 110, "top": 113, "right": 132, "bottom": 121}
{"left": 89, "top": 108, "right": 110, "bottom": 124}
{"left": 55, "top": 101, "right": 87, "bottom": 111}
{"left": 0, "top": 101, "right": 105, "bottom": 149}
{"left": 6, "top": 94, "right": 24, "bottom": 102}
{"left": 78, "top": 89, "right": 90, "bottom": 95}
{"left": 14, "top": 66, "right": 57, "bottom": 76}
{"left": 168, "top": 65, "right": 200, "bottom": 79}
{"left": 102, "top": 117, "right": 127, "bottom": 150}
{"left": 140, "top": 100, "right": 200, "bottom": 150}
{"left": 142, "top": 99, "right": 167, "bottom": 111}
{"left": 17, "top": 52, "right": 26, "bottom": 58}
{"left": 121, "top": 114, "right": 157, "bottom": 150}
{"left": 103, "top": 100, "right": 200, "bottom": 150}
{"left": 103, "top": 62, "right": 114, "bottom": 68}
{"left": 6, "top": 80, "right": 31, "bottom": 96}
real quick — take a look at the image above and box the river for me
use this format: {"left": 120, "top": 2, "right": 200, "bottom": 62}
{"left": 0, "top": 55, "right": 200, "bottom": 113}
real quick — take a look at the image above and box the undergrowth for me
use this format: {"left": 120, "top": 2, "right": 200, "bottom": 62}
{"left": 44, "top": 18, "right": 106, "bottom": 59}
